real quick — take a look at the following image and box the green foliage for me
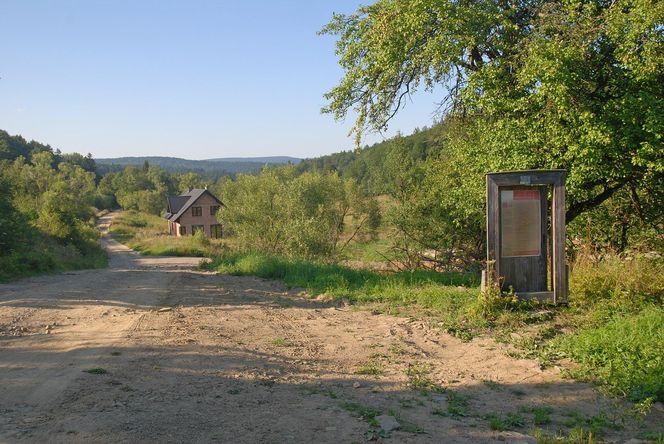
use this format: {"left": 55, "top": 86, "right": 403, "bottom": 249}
{"left": 0, "top": 177, "right": 26, "bottom": 252}
{"left": 569, "top": 253, "right": 663, "bottom": 308}
{"left": 446, "top": 391, "right": 471, "bottom": 417}
{"left": 554, "top": 305, "right": 664, "bottom": 403}
{"left": 0, "top": 137, "right": 107, "bottom": 281}
{"left": 322, "top": 0, "right": 663, "bottom": 244}
{"left": 103, "top": 165, "right": 181, "bottom": 215}
{"left": 222, "top": 166, "right": 372, "bottom": 259}
{"left": 341, "top": 402, "right": 382, "bottom": 424}
{"left": 0, "top": 236, "right": 107, "bottom": 283}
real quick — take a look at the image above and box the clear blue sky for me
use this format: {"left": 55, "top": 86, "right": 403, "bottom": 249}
{"left": 1, "top": 1, "right": 441, "bottom": 159}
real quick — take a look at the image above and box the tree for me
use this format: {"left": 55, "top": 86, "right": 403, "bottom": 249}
{"left": 0, "top": 177, "right": 26, "bottom": 252}
{"left": 223, "top": 167, "right": 372, "bottom": 259}
{"left": 322, "top": 0, "right": 663, "bottom": 223}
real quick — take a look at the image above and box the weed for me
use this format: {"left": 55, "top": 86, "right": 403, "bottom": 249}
{"left": 510, "top": 388, "right": 527, "bottom": 397}
{"left": 482, "top": 379, "right": 501, "bottom": 390}
{"left": 521, "top": 405, "right": 553, "bottom": 425}
{"left": 388, "top": 410, "right": 425, "bottom": 434}
{"left": 534, "top": 427, "right": 598, "bottom": 444}
{"left": 431, "top": 408, "right": 447, "bottom": 417}
{"left": 271, "top": 337, "right": 289, "bottom": 347}
{"left": 355, "top": 361, "right": 383, "bottom": 376}
{"left": 405, "top": 362, "right": 442, "bottom": 393}
{"left": 446, "top": 391, "right": 471, "bottom": 417}
{"left": 341, "top": 402, "right": 381, "bottom": 425}
{"left": 110, "top": 351, "right": 122, "bottom": 356}
{"left": 553, "top": 305, "right": 664, "bottom": 402}
{"left": 504, "top": 412, "right": 525, "bottom": 429}
{"left": 388, "top": 342, "right": 407, "bottom": 355}
{"left": 639, "top": 431, "right": 664, "bottom": 442}
{"left": 485, "top": 414, "right": 506, "bottom": 431}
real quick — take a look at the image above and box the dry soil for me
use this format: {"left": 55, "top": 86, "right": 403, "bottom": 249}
{"left": 0, "top": 214, "right": 661, "bottom": 443}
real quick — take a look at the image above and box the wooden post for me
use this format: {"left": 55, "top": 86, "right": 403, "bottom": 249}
{"left": 552, "top": 174, "right": 567, "bottom": 303}
{"left": 486, "top": 175, "right": 501, "bottom": 281}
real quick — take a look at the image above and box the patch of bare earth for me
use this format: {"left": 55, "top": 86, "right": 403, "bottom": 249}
{"left": 0, "top": 215, "right": 661, "bottom": 443}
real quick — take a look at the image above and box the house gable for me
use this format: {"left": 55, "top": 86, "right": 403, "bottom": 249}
{"left": 166, "top": 189, "right": 223, "bottom": 223}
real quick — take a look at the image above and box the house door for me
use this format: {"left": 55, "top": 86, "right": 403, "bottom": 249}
{"left": 498, "top": 187, "right": 548, "bottom": 292}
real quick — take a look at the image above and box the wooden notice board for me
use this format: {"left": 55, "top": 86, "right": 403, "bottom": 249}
{"left": 486, "top": 170, "right": 568, "bottom": 303}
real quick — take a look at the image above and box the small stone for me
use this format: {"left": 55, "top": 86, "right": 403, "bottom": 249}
{"left": 158, "top": 307, "right": 172, "bottom": 313}
{"left": 353, "top": 382, "right": 361, "bottom": 389}
{"left": 376, "top": 415, "right": 400, "bottom": 433}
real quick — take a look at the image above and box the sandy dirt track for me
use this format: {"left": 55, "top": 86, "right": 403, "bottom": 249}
{"left": 0, "top": 214, "right": 661, "bottom": 443}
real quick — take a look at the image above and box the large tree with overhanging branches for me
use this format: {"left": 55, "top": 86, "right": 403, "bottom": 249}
{"left": 322, "top": 0, "right": 663, "bottom": 224}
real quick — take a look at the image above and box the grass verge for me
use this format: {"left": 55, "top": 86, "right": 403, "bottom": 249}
{"left": 109, "top": 210, "right": 225, "bottom": 257}
{"left": 201, "top": 252, "right": 479, "bottom": 317}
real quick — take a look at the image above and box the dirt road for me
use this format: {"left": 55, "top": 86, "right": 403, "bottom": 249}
{"left": 0, "top": 215, "right": 661, "bottom": 443}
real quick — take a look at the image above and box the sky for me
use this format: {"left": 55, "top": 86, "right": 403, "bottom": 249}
{"left": 1, "top": 1, "right": 442, "bottom": 160}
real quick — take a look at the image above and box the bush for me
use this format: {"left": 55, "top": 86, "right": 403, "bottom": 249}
{"left": 570, "top": 253, "right": 663, "bottom": 308}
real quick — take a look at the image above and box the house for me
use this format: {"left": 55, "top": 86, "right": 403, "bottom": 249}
{"left": 164, "top": 188, "right": 224, "bottom": 238}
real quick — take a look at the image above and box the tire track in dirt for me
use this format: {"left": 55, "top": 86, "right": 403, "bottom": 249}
{"left": 0, "top": 213, "right": 662, "bottom": 442}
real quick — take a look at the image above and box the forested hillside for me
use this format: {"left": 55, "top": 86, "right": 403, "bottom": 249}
{"left": 97, "top": 155, "right": 301, "bottom": 180}
{"left": 0, "top": 131, "right": 105, "bottom": 281}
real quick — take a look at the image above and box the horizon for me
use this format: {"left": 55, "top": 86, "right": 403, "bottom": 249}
{"left": 1, "top": 1, "right": 442, "bottom": 160}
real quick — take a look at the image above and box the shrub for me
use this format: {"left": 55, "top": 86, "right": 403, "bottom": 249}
{"left": 570, "top": 253, "right": 663, "bottom": 308}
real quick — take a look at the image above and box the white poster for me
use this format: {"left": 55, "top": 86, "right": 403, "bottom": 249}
{"left": 500, "top": 189, "right": 541, "bottom": 257}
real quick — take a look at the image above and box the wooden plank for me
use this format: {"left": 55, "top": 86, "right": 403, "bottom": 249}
{"left": 552, "top": 177, "right": 567, "bottom": 303}
{"left": 486, "top": 175, "right": 500, "bottom": 279}
{"left": 516, "top": 291, "right": 554, "bottom": 302}
{"left": 487, "top": 170, "right": 566, "bottom": 186}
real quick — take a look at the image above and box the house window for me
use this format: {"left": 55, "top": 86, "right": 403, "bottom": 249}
{"left": 192, "top": 206, "right": 202, "bottom": 217}
{"left": 211, "top": 224, "right": 223, "bottom": 239}
{"left": 180, "top": 225, "right": 186, "bottom": 235}
{"left": 192, "top": 225, "right": 204, "bottom": 235}
{"left": 210, "top": 205, "right": 220, "bottom": 216}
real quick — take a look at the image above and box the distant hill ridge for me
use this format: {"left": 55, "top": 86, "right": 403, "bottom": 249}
{"left": 97, "top": 155, "right": 301, "bottom": 165}
{"left": 96, "top": 155, "right": 301, "bottom": 178}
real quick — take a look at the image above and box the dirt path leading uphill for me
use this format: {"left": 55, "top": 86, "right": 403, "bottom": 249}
{"left": 0, "top": 214, "right": 661, "bottom": 443}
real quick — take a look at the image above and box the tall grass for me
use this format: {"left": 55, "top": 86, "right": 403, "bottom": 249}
{"left": 202, "top": 252, "right": 479, "bottom": 315}
{"left": 570, "top": 253, "right": 663, "bottom": 308}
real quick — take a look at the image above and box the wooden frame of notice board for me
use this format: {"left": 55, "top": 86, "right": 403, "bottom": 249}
{"left": 485, "top": 170, "right": 568, "bottom": 304}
